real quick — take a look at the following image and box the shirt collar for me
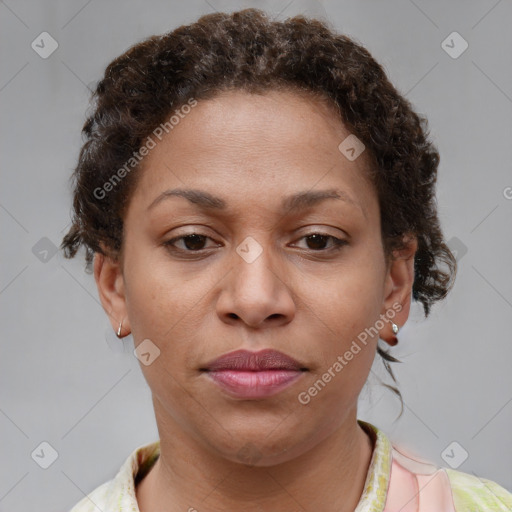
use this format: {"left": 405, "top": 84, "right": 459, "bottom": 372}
{"left": 355, "top": 419, "right": 393, "bottom": 512}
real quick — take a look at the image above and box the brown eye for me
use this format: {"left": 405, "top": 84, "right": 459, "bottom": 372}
{"left": 164, "top": 233, "right": 216, "bottom": 252}
{"left": 293, "top": 233, "right": 348, "bottom": 251}
{"left": 180, "top": 234, "right": 208, "bottom": 251}
{"left": 305, "top": 234, "right": 329, "bottom": 250}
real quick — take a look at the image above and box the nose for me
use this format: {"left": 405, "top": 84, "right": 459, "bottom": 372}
{"left": 216, "top": 241, "right": 296, "bottom": 329}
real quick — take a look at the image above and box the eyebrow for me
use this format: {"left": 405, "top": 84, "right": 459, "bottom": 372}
{"left": 147, "top": 187, "right": 365, "bottom": 217}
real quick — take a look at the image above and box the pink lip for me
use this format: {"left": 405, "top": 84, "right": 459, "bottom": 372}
{"left": 202, "top": 349, "right": 307, "bottom": 399}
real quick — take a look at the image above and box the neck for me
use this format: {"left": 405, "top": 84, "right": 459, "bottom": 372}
{"left": 136, "top": 398, "right": 374, "bottom": 512}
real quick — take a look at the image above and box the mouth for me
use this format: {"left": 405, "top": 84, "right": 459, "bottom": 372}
{"left": 201, "top": 349, "right": 308, "bottom": 399}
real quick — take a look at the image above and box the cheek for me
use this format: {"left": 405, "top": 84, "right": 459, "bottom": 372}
{"left": 293, "top": 257, "right": 384, "bottom": 400}
{"left": 123, "top": 242, "right": 202, "bottom": 336}
{"left": 298, "top": 258, "right": 384, "bottom": 342}
{"left": 122, "top": 250, "right": 220, "bottom": 388}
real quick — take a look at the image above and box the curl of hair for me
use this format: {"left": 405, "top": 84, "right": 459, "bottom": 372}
{"left": 61, "top": 8, "right": 457, "bottom": 411}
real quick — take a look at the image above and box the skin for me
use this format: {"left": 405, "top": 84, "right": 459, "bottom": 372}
{"left": 94, "top": 89, "right": 417, "bottom": 512}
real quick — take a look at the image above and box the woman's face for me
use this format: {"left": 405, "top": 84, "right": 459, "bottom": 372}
{"left": 96, "top": 89, "right": 415, "bottom": 465}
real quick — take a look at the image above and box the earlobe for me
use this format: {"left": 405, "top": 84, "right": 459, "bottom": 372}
{"left": 380, "top": 236, "right": 417, "bottom": 346}
{"left": 93, "top": 252, "right": 131, "bottom": 336}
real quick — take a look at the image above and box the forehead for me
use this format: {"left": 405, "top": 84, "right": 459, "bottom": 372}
{"left": 130, "top": 89, "right": 376, "bottom": 217}
{"left": 170, "top": 89, "right": 350, "bottom": 156}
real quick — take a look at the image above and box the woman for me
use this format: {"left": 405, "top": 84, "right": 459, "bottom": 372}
{"left": 62, "top": 8, "right": 512, "bottom": 512}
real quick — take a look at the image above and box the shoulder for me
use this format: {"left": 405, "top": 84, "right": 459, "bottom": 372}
{"left": 386, "top": 437, "right": 512, "bottom": 512}
{"left": 445, "top": 467, "right": 512, "bottom": 512}
{"left": 67, "top": 440, "right": 160, "bottom": 512}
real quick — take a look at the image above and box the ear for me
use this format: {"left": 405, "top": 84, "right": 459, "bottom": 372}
{"left": 93, "top": 252, "right": 131, "bottom": 337}
{"left": 380, "top": 235, "right": 418, "bottom": 346}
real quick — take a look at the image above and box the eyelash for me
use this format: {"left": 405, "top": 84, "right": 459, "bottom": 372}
{"left": 163, "top": 232, "right": 348, "bottom": 256}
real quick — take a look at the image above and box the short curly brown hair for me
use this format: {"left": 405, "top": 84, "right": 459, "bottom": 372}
{"left": 61, "top": 8, "right": 456, "bottom": 406}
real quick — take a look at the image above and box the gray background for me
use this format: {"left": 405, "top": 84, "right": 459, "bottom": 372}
{"left": 1, "top": 1, "right": 511, "bottom": 511}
